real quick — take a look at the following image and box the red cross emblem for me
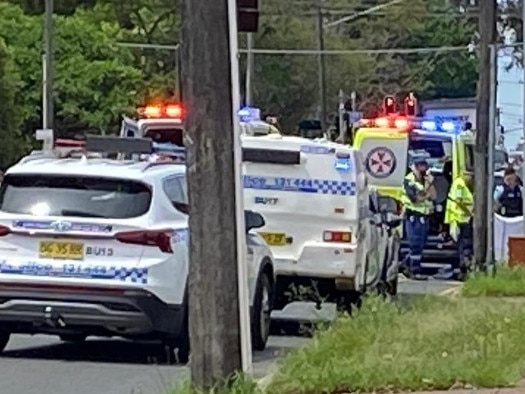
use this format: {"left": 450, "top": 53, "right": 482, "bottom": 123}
{"left": 366, "top": 147, "right": 396, "bottom": 178}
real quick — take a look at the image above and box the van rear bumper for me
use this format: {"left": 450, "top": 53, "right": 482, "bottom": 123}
{"left": 273, "top": 241, "right": 358, "bottom": 279}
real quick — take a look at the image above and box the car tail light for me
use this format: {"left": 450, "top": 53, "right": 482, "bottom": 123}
{"left": 0, "top": 225, "right": 11, "bottom": 237}
{"left": 115, "top": 229, "right": 174, "bottom": 253}
{"left": 323, "top": 231, "right": 351, "bottom": 243}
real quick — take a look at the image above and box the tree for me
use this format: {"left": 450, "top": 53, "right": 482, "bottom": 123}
{"left": 0, "top": 3, "right": 145, "bottom": 137}
{"left": 243, "top": 0, "right": 478, "bottom": 129}
{"left": 2, "top": 0, "right": 482, "bottom": 138}
{"left": 0, "top": 38, "right": 30, "bottom": 168}
{"left": 407, "top": 0, "right": 478, "bottom": 99}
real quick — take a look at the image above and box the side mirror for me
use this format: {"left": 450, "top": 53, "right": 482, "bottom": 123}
{"left": 173, "top": 201, "right": 190, "bottom": 215}
{"left": 387, "top": 214, "right": 403, "bottom": 229}
{"left": 245, "top": 210, "right": 265, "bottom": 232}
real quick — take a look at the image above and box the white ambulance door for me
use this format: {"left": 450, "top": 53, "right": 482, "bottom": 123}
{"left": 353, "top": 151, "right": 382, "bottom": 291}
{"left": 357, "top": 131, "right": 409, "bottom": 189}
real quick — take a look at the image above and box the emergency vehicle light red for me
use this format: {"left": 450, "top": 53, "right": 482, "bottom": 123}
{"left": 137, "top": 103, "right": 184, "bottom": 120}
{"left": 358, "top": 116, "right": 410, "bottom": 130}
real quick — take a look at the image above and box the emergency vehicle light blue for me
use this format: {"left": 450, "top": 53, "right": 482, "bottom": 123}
{"left": 238, "top": 107, "right": 261, "bottom": 122}
{"left": 416, "top": 118, "right": 462, "bottom": 133}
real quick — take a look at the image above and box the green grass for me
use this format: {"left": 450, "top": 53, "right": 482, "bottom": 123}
{"left": 264, "top": 296, "right": 525, "bottom": 393}
{"left": 170, "top": 294, "right": 525, "bottom": 394}
{"left": 169, "top": 373, "right": 259, "bottom": 394}
{"left": 463, "top": 265, "right": 525, "bottom": 297}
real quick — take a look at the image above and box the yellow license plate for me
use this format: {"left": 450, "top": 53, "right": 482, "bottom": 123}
{"left": 259, "top": 232, "right": 286, "bottom": 246}
{"left": 39, "top": 241, "right": 84, "bottom": 260}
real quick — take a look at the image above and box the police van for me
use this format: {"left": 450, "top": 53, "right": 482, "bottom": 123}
{"left": 242, "top": 133, "right": 401, "bottom": 310}
{"left": 122, "top": 103, "right": 403, "bottom": 306}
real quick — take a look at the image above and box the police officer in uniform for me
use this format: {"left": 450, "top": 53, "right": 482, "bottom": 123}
{"left": 438, "top": 169, "right": 474, "bottom": 280}
{"left": 494, "top": 167, "right": 523, "bottom": 218}
{"left": 400, "top": 156, "right": 435, "bottom": 280}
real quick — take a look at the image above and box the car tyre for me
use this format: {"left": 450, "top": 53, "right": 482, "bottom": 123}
{"left": 163, "top": 311, "right": 190, "bottom": 365}
{"left": 0, "top": 332, "right": 9, "bottom": 352}
{"left": 59, "top": 334, "right": 87, "bottom": 343}
{"left": 251, "top": 273, "right": 272, "bottom": 351}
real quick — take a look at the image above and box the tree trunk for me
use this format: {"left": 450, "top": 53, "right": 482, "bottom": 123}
{"left": 180, "top": 0, "right": 243, "bottom": 388}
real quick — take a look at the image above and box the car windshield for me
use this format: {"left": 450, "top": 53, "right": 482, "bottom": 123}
{"left": 0, "top": 175, "right": 151, "bottom": 219}
{"left": 408, "top": 139, "right": 451, "bottom": 172}
{"left": 144, "top": 126, "right": 184, "bottom": 146}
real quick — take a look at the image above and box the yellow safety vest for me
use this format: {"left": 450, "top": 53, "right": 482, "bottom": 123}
{"left": 400, "top": 173, "right": 433, "bottom": 215}
{"left": 445, "top": 177, "right": 473, "bottom": 224}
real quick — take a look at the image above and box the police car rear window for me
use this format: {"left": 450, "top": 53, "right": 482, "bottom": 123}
{"left": 0, "top": 175, "right": 152, "bottom": 219}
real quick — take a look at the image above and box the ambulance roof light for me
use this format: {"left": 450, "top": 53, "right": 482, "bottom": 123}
{"left": 358, "top": 116, "right": 410, "bottom": 130}
{"left": 238, "top": 106, "right": 261, "bottom": 122}
{"left": 416, "top": 117, "right": 463, "bottom": 133}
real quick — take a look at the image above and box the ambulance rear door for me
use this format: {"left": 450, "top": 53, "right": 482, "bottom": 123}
{"left": 242, "top": 136, "right": 363, "bottom": 276}
{"left": 353, "top": 129, "right": 408, "bottom": 195}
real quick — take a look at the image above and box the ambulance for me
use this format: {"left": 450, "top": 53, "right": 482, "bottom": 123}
{"left": 352, "top": 107, "right": 475, "bottom": 274}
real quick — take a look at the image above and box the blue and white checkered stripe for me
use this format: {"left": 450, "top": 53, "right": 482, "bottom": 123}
{"left": 243, "top": 176, "right": 356, "bottom": 196}
{"left": 313, "top": 180, "right": 356, "bottom": 195}
{"left": 116, "top": 267, "right": 148, "bottom": 284}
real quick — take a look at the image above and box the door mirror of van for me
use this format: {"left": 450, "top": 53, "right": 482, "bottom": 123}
{"left": 387, "top": 215, "right": 403, "bottom": 229}
{"left": 245, "top": 210, "right": 265, "bottom": 232}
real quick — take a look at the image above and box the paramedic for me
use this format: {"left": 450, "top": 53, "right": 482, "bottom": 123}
{"left": 439, "top": 170, "right": 474, "bottom": 279}
{"left": 494, "top": 167, "right": 523, "bottom": 217}
{"left": 400, "top": 156, "right": 434, "bottom": 280}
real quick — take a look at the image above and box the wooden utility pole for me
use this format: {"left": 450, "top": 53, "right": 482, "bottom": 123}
{"left": 180, "top": 0, "right": 242, "bottom": 388}
{"left": 474, "top": 0, "right": 497, "bottom": 269}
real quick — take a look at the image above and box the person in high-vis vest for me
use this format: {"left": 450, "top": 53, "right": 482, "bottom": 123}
{"left": 400, "top": 156, "right": 435, "bottom": 280}
{"left": 440, "top": 170, "right": 474, "bottom": 279}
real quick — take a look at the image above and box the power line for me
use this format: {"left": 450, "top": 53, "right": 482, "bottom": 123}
{"left": 238, "top": 45, "right": 473, "bottom": 55}
{"left": 324, "top": 0, "right": 404, "bottom": 28}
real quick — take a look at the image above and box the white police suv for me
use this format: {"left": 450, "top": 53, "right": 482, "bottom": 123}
{"left": 0, "top": 136, "right": 275, "bottom": 363}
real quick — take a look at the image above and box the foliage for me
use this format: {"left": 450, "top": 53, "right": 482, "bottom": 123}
{"left": 0, "top": 2, "right": 144, "bottom": 136}
{"left": 170, "top": 373, "right": 260, "bottom": 394}
{"left": 0, "top": 0, "right": 480, "bottom": 161}
{"left": 168, "top": 296, "right": 525, "bottom": 394}
{"left": 463, "top": 265, "right": 525, "bottom": 297}
{"left": 0, "top": 38, "right": 30, "bottom": 168}
{"left": 266, "top": 296, "right": 525, "bottom": 393}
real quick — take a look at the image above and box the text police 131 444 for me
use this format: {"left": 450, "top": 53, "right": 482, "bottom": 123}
{"left": 0, "top": 261, "right": 148, "bottom": 284}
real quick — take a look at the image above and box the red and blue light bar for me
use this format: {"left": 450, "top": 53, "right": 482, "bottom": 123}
{"left": 358, "top": 116, "right": 465, "bottom": 133}
{"left": 136, "top": 103, "right": 184, "bottom": 119}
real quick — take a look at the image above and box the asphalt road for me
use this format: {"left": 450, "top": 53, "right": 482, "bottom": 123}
{"left": 0, "top": 278, "right": 461, "bottom": 394}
